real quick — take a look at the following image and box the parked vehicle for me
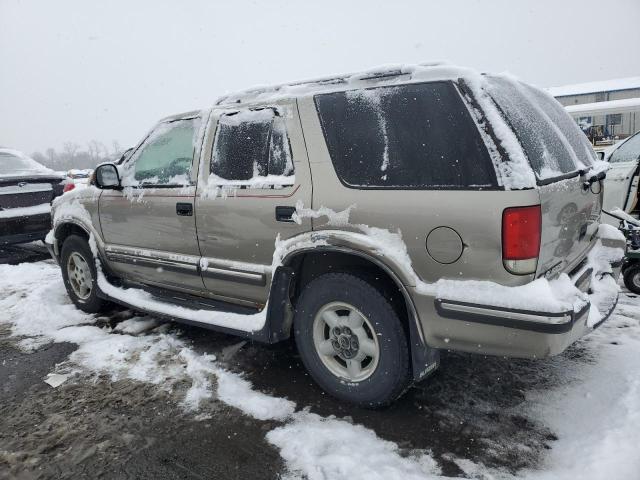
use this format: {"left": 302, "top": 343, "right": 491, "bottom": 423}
{"left": 63, "top": 169, "right": 93, "bottom": 193}
{"left": 601, "top": 131, "right": 640, "bottom": 222}
{"left": 604, "top": 209, "right": 640, "bottom": 294}
{"left": 0, "top": 148, "right": 65, "bottom": 245}
{"left": 47, "top": 65, "right": 624, "bottom": 406}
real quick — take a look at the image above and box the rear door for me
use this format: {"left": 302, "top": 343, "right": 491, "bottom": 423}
{"left": 98, "top": 113, "right": 207, "bottom": 293}
{"left": 194, "top": 100, "right": 312, "bottom": 307}
{"left": 603, "top": 133, "right": 640, "bottom": 214}
{"left": 486, "top": 78, "right": 602, "bottom": 277}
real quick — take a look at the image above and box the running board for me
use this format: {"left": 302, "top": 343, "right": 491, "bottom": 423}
{"left": 97, "top": 267, "right": 295, "bottom": 344}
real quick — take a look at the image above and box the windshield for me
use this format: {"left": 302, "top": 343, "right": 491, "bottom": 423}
{"left": 610, "top": 132, "right": 640, "bottom": 163}
{"left": 0, "top": 151, "right": 52, "bottom": 176}
{"left": 486, "top": 76, "right": 593, "bottom": 181}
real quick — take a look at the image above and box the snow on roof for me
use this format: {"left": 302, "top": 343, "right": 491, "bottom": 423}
{"left": 214, "top": 62, "right": 468, "bottom": 106}
{"left": 565, "top": 97, "right": 640, "bottom": 115}
{"left": 547, "top": 77, "right": 640, "bottom": 97}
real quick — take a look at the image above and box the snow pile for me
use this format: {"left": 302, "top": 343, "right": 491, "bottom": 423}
{"left": 434, "top": 275, "right": 586, "bottom": 314}
{"left": 267, "top": 411, "right": 443, "bottom": 480}
{"left": 0, "top": 261, "right": 294, "bottom": 416}
{"left": 93, "top": 255, "right": 269, "bottom": 332}
{"left": 523, "top": 294, "right": 640, "bottom": 480}
{"left": 0, "top": 202, "right": 50, "bottom": 219}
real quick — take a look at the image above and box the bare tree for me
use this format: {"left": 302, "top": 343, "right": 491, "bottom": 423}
{"left": 62, "top": 142, "right": 79, "bottom": 160}
{"left": 111, "top": 140, "right": 122, "bottom": 156}
{"left": 87, "top": 139, "right": 106, "bottom": 163}
{"left": 45, "top": 147, "right": 56, "bottom": 166}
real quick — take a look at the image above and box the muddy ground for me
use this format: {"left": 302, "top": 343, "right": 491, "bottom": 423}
{"left": 0, "top": 243, "right": 605, "bottom": 479}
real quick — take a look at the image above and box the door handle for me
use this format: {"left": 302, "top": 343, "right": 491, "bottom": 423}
{"left": 275, "top": 206, "right": 296, "bottom": 222}
{"left": 176, "top": 202, "right": 193, "bottom": 216}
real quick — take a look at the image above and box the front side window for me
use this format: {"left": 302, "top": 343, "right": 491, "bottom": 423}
{"left": 609, "top": 133, "right": 640, "bottom": 163}
{"left": 314, "top": 81, "right": 497, "bottom": 189}
{"left": 211, "top": 108, "right": 294, "bottom": 184}
{"left": 123, "top": 117, "right": 201, "bottom": 186}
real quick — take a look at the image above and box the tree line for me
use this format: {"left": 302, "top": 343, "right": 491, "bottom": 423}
{"left": 30, "top": 140, "right": 124, "bottom": 172}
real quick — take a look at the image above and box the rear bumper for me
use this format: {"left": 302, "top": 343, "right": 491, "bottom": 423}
{"left": 413, "top": 241, "right": 624, "bottom": 359}
{"left": 0, "top": 213, "right": 51, "bottom": 245}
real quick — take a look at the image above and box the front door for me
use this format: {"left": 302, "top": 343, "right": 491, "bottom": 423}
{"left": 195, "top": 101, "right": 312, "bottom": 307}
{"left": 99, "top": 113, "right": 207, "bottom": 293}
{"left": 604, "top": 133, "right": 640, "bottom": 216}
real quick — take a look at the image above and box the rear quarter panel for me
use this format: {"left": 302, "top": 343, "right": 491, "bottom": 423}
{"left": 297, "top": 96, "right": 540, "bottom": 287}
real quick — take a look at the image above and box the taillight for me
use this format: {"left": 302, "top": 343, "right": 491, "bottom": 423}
{"left": 502, "top": 205, "right": 541, "bottom": 275}
{"left": 63, "top": 183, "right": 75, "bottom": 193}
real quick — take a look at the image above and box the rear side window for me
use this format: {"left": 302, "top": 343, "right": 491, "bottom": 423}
{"left": 211, "top": 109, "right": 294, "bottom": 182}
{"left": 486, "top": 77, "right": 587, "bottom": 180}
{"left": 314, "top": 82, "right": 497, "bottom": 189}
{"left": 609, "top": 133, "right": 640, "bottom": 163}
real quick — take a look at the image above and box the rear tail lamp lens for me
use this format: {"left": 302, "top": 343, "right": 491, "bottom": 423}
{"left": 502, "top": 205, "right": 541, "bottom": 275}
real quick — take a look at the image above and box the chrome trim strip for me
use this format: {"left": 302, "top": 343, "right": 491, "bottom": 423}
{"left": 106, "top": 252, "right": 199, "bottom": 272}
{"left": 438, "top": 302, "right": 572, "bottom": 325}
{"left": 202, "top": 265, "right": 264, "bottom": 282}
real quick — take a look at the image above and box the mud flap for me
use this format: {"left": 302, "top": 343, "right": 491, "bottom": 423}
{"left": 408, "top": 313, "right": 440, "bottom": 382}
{"left": 264, "top": 266, "right": 295, "bottom": 343}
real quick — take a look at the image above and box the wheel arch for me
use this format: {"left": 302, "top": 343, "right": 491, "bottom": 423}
{"left": 272, "top": 245, "right": 439, "bottom": 382}
{"left": 52, "top": 220, "right": 105, "bottom": 261}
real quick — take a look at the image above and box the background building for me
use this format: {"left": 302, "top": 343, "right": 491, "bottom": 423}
{"left": 547, "top": 77, "right": 640, "bottom": 141}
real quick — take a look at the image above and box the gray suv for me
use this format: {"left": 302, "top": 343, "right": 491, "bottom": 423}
{"left": 47, "top": 65, "right": 624, "bottom": 406}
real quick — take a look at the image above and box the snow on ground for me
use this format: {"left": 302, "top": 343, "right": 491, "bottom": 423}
{"left": 1, "top": 260, "right": 639, "bottom": 479}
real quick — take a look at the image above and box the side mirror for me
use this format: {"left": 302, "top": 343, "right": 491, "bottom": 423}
{"left": 95, "top": 163, "right": 122, "bottom": 190}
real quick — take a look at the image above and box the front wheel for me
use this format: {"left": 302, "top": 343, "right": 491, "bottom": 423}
{"left": 294, "top": 272, "right": 411, "bottom": 407}
{"left": 60, "top": 235, "right": 110, "bottom": 313}
{"left": 623, "top": 263, "right": 640, "bottom": 294}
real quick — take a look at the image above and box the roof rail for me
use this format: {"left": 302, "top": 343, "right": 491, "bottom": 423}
{"left": 215, "top": 62, "right": 447, "bottom": 105}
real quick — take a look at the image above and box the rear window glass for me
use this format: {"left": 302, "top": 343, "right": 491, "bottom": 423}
{"left": 486, "top": 77, "right": 588, "bottom": 179}
{"left": 314, "top": 81, "right": 497, "bottom": 189}
{"left": 0, "top": 152, "right": 50, "bottom": 176}
{"left": 520, "top": 83, "right": 595, "bottom": 167}
{"left": 609, "top": 133, "right": 640, "bottom": 164}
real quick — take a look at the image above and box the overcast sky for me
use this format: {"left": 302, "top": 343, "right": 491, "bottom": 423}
{"left": 1, "top": 0, "right": 639, "bottom": 154}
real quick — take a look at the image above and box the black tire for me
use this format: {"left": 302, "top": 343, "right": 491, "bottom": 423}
{"left": 293, "top": 272, "right": 411, "bottom": 407}
{"left": 60, "top": 235, "right": 110, "bottom": 313}
{"left": 623, "top": 263, "right": 640, "bottom": 294}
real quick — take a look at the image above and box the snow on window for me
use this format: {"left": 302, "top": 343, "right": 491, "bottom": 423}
{"left": 315, "top": 82, "right": 498, "bottom": 189}
{"left": 205, "top": 107, "right": 294, "bottom": 194}
{"left": 121, "top": 117, "right": 201, "bottom": 187}
{"left": 0, "top": 149, "right": 54, "bottom": 177}
{"left": 484, "top": 76, "right": 587, "bottom": 181}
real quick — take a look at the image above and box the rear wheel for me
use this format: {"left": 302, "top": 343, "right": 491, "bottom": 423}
{"left": 294, "top": 272, "right": 411, "bottom": 407}
{"left": 623, "top": 263, "right": 640, "bottom": 294}
{"left": 60, "top": 235, "right": 110, "bottom": 313}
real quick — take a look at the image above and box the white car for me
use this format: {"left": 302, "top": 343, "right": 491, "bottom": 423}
{"left": 602, "top": 131, "right": 640, "bottom": 223}
{"left": 63, "top": 169, "right": 93, "bottom": 193}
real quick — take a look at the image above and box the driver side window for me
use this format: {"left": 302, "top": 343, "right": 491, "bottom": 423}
{"left": 124, "top": 117, "right": 201, "bottom": 186}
